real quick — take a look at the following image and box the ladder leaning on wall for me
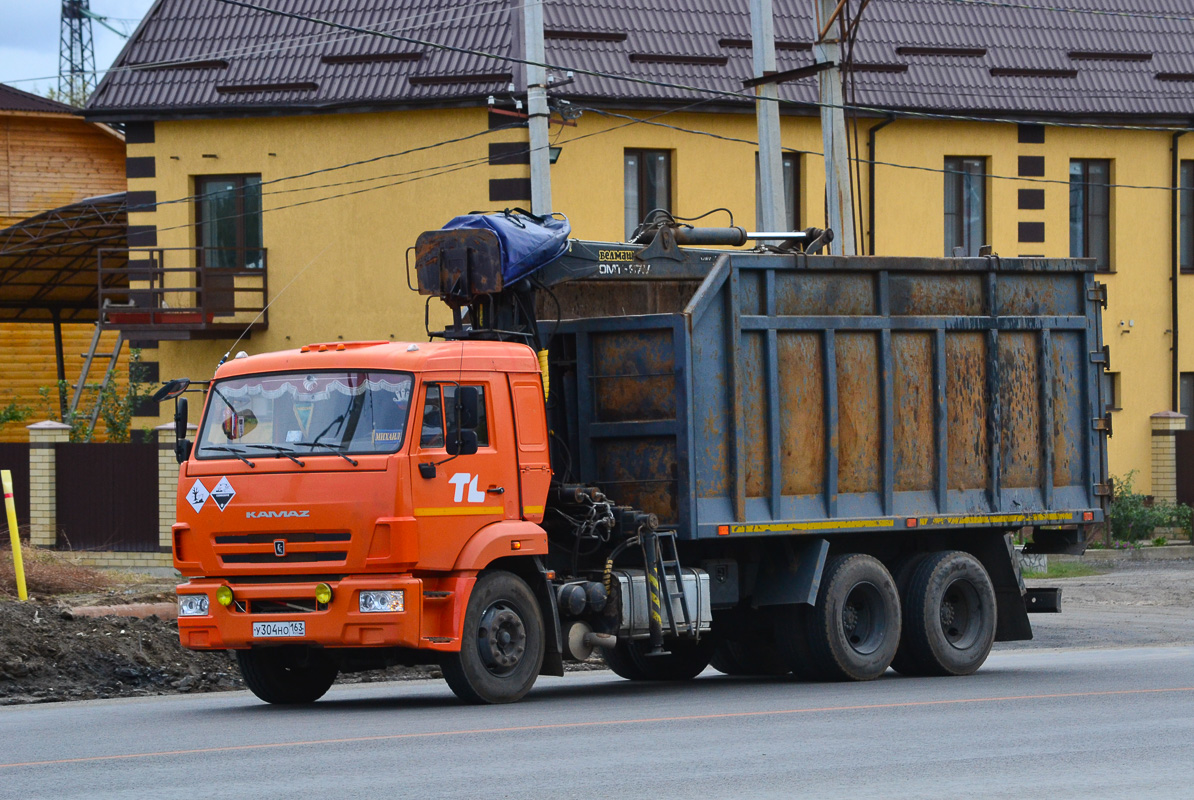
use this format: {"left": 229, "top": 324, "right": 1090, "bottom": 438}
{"left": 69, "top": 322, "right": 124, "bottom": 441}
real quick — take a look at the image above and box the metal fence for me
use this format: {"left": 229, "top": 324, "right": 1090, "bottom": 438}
{"left": 55, "top": 442, "right": 158, "bottom": 552}
{"left": 0, "top": 443, "right": 30, "bottom": 533}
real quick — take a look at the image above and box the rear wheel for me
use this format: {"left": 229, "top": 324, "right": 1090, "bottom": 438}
{"left": 236, "top": 646, "right": 339, "bottom": 705}
{"left": 603, "top": 637, "right": 715, "bottom": 681}
{"left": 901, "top": 551, "right": 997, "bottom": 676}
{"left": 889, "top": 553, "right": 931, "bottom": 676}
{"left": 442, "top": 570, "right": 545, "bottom": 704}
{"left": 804, "top": 554, "right": 901, "bottom": 681}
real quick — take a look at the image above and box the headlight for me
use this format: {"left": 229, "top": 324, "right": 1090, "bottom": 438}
{"left": 359, "top": 590, "right": 404, "bottom": 613}
{"left": 314, "top": 583, "right": 333, "bottom": 604}
{"left": 178, "top": 594, "right": 210, "bottom": 616}
{"left": 215, "top": 586, "right": 234, "bottom": 607}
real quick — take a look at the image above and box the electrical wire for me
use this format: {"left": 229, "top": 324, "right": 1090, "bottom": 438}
{"left": 1, "top": 0, "right": 530, "bottom": 87}
{"left": 939, "top": 0, "right": 1194, "bottom": 24}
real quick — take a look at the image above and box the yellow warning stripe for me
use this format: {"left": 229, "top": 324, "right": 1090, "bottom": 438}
{"left": 920, "top": 512, "right": 1072, "bottom": 526}
{"left": 728, "top": 519, "right": 896, "bottom": 535}
{"left": 523, "top": 506, "right": 545, "bottom": 514}
{"left": 724, "top": 511, "right": 1074, "bottom": 536}
{"left": 414, "top": 506, "right": 503, "bottom": 517}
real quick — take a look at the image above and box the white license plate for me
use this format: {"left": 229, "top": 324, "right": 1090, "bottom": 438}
{"left": 252, "top": 620, "right": 305, "bottom": 638}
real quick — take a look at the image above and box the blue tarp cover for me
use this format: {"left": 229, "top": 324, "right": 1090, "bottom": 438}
{"left": 443, "top": 211, "right": 570, "bottom": 284}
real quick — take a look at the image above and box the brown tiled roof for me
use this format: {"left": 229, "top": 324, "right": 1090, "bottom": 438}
{"left": 86, "top": 0, "right": 1194, "bottom": 122}
{"left": 0, "top": 83, "right": 77, "bottom": 114}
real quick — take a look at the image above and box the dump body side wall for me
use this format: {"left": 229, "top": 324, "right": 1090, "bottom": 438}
{"left": 552, "top": 251, "right": 1107, "bottom": 540}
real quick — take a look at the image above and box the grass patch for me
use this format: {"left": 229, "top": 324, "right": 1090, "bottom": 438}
{"left": 1, "top": 540, "right": 111, "bottom": 597}
{"left": 1022, "top": 561, "right": 1108, "bottom": 579}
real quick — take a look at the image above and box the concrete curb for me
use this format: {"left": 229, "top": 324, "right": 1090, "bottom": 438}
{"left": 1054, "top": 543, "right": 1194, "bottom": 564}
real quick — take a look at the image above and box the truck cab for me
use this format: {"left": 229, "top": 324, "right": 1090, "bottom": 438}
{"left": 173, "top": 339, "right": 553, "bottom": 703}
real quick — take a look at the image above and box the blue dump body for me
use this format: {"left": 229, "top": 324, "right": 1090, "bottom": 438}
{"left": 547, "top": 245, "right": 1108, "bottom": 542}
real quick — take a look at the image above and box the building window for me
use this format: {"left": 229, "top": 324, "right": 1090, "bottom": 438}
{"left": 1070, "top": 160, "right": 1111, "bottom": 271}
{"left": 1103, "top": 371, "right": 1121, "bottom": 413}
{"left": 624, "top": 149, "right": 671, "bottom": 239}
{"left": 944, "top": 157, "right": 986, "bottom": 257}
{"left": 755, "top": 153, "right": 800, "bottom": 231}
{"left": 1181, "top": 161, "right": 1193, "bottom": 273}
{"left": 1182, "top": 373, "right": 1194, "bottom": 428}
{"left": 196, "top": 174, "right": 263, "bottom": 269}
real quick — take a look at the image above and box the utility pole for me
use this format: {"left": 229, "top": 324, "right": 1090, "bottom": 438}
{"left": 813, "top": 0, "right": 857, "bottom": 255}
{"left": 59, "top": 0, "right": 97, "bottom": 106}
{"left": 752, "top": 0, "right": 786, "bottom": 233}
{"left": 523, "top": 0, "right": 552, "bottom": 215}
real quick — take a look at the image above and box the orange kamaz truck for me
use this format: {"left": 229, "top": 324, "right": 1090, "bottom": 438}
{"left": 162, "top": 212, "right": 1106, "bottom": 704}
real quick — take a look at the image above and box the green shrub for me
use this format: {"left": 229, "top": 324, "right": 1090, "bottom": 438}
{"left": 1108, "top": 471, "right": 1193, "bottom": 543}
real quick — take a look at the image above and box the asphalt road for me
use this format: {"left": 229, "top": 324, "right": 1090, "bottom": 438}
{"left": 2, "top": 646, "right": 1192, "bottom": 800}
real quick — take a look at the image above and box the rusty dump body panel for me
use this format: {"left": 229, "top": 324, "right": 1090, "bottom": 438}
{"left": 544, "top": 241, "right": 1108, "bottom": 541}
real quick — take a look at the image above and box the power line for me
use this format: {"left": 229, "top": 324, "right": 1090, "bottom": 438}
{"left": 939, "top": 0, "right": 1194, "bottom": 24}
{"left": 211, "top": 0, "right": 1194, "bottom": 139}
{"left": 2, "top": 0, "right": 526, "bottom": 87}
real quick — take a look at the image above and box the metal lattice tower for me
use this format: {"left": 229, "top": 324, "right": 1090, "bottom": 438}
{"left": 59, "top": 0, "right": 97, "bottom": 106}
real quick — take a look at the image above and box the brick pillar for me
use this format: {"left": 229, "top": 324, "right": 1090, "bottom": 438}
{"left": 26, "top": 421, "right": 72, "bottom": 548}
{"left": 156, "top": 423, "right": 196, "bottom": 554}
{"left": 1150, "top": 411, "right": 1187, "bottom": 503}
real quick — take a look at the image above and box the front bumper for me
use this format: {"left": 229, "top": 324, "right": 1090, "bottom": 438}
{"left": 176, "top": 575, "right": 425, "bottom": 650}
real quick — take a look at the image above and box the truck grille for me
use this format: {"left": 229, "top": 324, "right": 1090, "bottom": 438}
{"left": 214, "top": 531, "right": 350, "bottom": 567}
{"left": 249, "top": 599, "right": 320, "bottom": 614}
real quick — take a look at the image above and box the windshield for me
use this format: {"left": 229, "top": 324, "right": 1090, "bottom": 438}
{"left": 196, "top": 370, "right": 413, "bottom": 459}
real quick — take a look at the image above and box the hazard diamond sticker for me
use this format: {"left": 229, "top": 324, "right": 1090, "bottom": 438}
{"left": 186, "top": 479, "right": 210, "bottom": 513}
{"left": 211, "top": 476, "right": 236, "bottom": 511}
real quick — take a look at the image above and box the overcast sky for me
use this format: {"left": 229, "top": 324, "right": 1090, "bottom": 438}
{"left": 0, "top": 0, "right": 155, "bottom": 96}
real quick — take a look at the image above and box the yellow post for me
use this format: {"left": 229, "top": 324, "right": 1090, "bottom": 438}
{"left": 2, "top": 470, "right": 28, "bottom": 601}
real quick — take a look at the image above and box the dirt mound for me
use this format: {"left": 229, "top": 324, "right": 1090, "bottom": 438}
{"left": 0, "top": 599, "right": 242, "bottom": 705}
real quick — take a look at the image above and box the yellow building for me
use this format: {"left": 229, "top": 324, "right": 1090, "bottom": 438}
{"left": 82, "top": 1, "right": 1194, "bottom": 495}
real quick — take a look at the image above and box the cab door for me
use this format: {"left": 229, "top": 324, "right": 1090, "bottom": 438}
{"left": 409, "top": 378, "right": 518, "bottom": 570}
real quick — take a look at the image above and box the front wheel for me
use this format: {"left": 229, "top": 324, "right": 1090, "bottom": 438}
{"left": 441, "top": 570, "right": 545, "bottom": 704}
{"left": 603, "top": 637, "right": 715, "bottom": 681}
{"left": 236, "top": 646, "right": 339, "bottom": 704}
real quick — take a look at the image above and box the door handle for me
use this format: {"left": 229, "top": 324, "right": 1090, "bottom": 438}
{"left": 487, "top": 486, "right": 505, "bottom": 494}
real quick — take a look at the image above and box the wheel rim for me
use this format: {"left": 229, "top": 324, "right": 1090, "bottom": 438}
{"left": 940, "top": 578, "right": 983, "bottom": 650}
{"left": 477, "top": 601, "right": 527, "bottom": 677}
{"left": 840, "top": 581, "right": 887, "bottom": 656}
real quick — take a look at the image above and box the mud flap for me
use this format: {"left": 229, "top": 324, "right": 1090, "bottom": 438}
{"left": 751, "top": 537, "right": 830, "bottom": 607}
{"left": 974, "top": 532, "right": 1033, "bottom": 642}
{"left": 531, "top": 557, "right": 565, "bottom": 676}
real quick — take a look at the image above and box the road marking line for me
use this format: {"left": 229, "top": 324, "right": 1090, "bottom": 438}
{"left": 3, "top": 685, "right": 1193, "bottom": 769}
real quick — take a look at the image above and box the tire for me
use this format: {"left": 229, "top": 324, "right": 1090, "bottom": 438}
{"left": 901, "top": 550, "right": 997, "bottom": 677}
{"left": 236, "top": 646, "right": 339, "bottom": 705}
{"left": 804, "top": 554, "right": 902, "bottom": 682}
{"left": 441, "top": 570, "right": 545, "bottom": 704}
{"left": 773, "top": 603, "right": 827, "bottom": 681}
{"left": 603, "top": 636, "right": 715, "bottom": 681}
{"left": 889, "top": 553, "right": 931, "bottom": 677}
{"left": 710, "top": 639, "right": 790, "bottom": 677}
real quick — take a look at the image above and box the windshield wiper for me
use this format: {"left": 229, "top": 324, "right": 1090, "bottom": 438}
{"left": 199, "top": 445, "right": 256, "bottom": 468}
{"left": 240, "top": 444, "right": 306, "bottom": 467}
{"left": 292, "top": 441, "right": 359, "bottom": 466}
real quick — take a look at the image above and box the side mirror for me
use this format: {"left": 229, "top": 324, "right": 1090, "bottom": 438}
{"left": 456, "top": 386, "right": 480, "bottom": 430}
{"left": 153, "top": 378, "right": 191, "bottom": 403}
{"left": 447, "top": 429, "right": 478, "bottom": 456}
{"left": 173, "top": 397, "right": 192, "bottom": 464}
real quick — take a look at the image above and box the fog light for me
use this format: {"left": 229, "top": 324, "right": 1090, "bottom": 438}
{"left": 178, "top": 594, "right": 210, "bottom": 616}
{"left": 215, "top": 586, "right": 233, "bottom": 606}
{"left": 359, "top": 590, "right": 404, "bottom": 613}
{"left": 314, "top": 582, "right": 333, "bottom": 604}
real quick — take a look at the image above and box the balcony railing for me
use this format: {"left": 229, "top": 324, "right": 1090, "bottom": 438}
{"left": 98, "top": 247, "right": 268, "bottom": 340}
